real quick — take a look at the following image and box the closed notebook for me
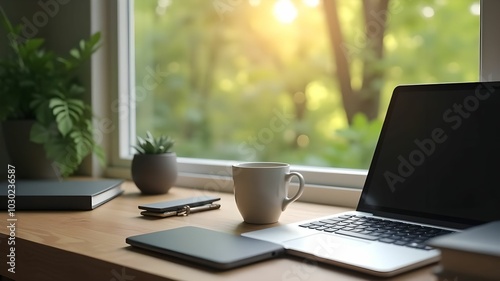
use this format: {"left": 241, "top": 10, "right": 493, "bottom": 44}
{"left": 0, "top": 179, "right": 124, "bottom": 210}
{"left": 427, "top": 221, "right": 500, "bottom": 280}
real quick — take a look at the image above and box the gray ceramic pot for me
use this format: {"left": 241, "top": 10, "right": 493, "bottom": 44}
{"left": 131, "top": 152, "right": 178, "bottom": 194}
{"left": 2, "top": 120, "right": 59, "bottom": 179}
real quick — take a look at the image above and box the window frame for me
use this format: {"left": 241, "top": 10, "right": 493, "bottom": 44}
{"left": 103, "top": 0, "right": 498, "bottom": 208}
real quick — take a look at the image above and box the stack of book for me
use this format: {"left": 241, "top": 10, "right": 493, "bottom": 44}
{"left": 427, "top": 221, "right": 500, "bottom": 281}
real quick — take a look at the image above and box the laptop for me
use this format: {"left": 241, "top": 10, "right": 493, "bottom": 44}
{"left": 243, "top": 81, "right": 500, "bottom": 277}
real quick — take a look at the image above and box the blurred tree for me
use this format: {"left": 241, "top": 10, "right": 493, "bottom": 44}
{"left": 323, "top": 0, "right": 389, "bottom": 124}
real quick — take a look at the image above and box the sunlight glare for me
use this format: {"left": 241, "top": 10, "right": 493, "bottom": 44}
{"left": 303, "top": 0, "right": 320, "bottom": 8}
{"left": 470, "top": 2, "right": 480, "bottom": 16}
{"left": 421, "top": 6, "right": 435, "bottom": 18}
{"left": 249, "top": 0, "right": 261, "bottom": 7}
{"left": 297, "top": 134, "right": 310, "bottom": 148}
{"left": 156, "top": 0, "right": 172, "bottom": 15}
{"left": 273, "top": 0, "right": 298, "bottom": 24}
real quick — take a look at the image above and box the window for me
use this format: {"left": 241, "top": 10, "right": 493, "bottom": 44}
{"left": 108, "top": 0, "right": 492, "bottom": 206}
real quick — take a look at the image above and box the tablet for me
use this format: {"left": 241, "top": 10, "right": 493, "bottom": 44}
{"left": 126, "top": 226, "right": 284, "bottom": 270}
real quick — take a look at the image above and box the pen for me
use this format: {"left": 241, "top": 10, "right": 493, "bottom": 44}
{"left": 140, "top": 203, "right": 221, "bottom": 218}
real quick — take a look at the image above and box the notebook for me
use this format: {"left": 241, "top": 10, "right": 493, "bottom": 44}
{"left": 0, "top": 179, "right": 124, "bottom": 210}
{"left": 427, "top": 220, "right": 500, "bottom": 280}
{"left": 243, "top": 81, "right": 500, "bottom": 277}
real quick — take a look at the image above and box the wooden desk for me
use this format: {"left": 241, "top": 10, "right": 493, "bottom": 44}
{"left": 0, "top": 181, "right": 436, "bottom": 281}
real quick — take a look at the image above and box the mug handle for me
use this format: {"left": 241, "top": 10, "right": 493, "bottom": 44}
{"left": 282, "top": 171, "right": 305, "bottom": 211}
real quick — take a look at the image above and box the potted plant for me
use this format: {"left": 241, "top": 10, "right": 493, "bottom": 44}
{"left": 132, "top": 131, "right": 177, "bottom": 194}
{"left": 0, "top": 8, "right": 104, "bottom": 178}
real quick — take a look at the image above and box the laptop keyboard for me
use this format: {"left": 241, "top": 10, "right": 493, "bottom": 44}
{"left": 299, "top": 214, "right": 455, "bottom": 250}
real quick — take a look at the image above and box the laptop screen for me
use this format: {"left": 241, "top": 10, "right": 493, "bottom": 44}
{"left": 358, "top": 82, "right": 500, "bottom": 228}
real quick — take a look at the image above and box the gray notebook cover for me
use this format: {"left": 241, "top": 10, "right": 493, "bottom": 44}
{"left": 428, "top": 221, "right": 500, "bottom": 257}
{"left": 126, "top": 226, "right": 285, "bottom": 270}
{"left": 0, "top": 179, "right": 124, "bottom": 210}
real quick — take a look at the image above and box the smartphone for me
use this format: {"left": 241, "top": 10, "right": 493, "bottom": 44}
{"left": 138, "top": 196, "right": 220, "bottom": 213}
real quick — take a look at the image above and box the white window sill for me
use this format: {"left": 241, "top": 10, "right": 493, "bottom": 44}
{"left": 105, "top": 158, "right": 364, "bottom": 208}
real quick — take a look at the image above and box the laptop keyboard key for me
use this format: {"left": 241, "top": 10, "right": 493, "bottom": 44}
{"left": 320, "top": 218, "right": 342, "bottom": 224}
{"left": 379, "top": 238, "right": 396, "bottom": 243}
{"left": 300, "top": 224, "right": 322, "bottom": 229}
{"left": 335, "top": 230, "right": 378, "bottom": 241}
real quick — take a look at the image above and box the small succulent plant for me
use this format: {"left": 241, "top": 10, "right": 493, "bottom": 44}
{"left": 133, "top": 131, "right": 174, "bottom": 154}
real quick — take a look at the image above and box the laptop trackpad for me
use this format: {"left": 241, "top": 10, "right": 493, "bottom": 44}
{"left": 283, "top": 233, "right": 371, "bottom": 259}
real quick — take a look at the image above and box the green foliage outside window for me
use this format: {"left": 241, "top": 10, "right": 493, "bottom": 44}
{"left": 133, "top": 0, "right": 479, "bottom": 169}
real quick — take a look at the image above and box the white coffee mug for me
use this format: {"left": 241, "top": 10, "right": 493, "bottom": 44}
{"left": 232, "top": 162, "right": 305, "bottom": 224}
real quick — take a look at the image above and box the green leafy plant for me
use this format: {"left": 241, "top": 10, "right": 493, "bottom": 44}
{"left": 0, "top": 8, "right": 104, "bottom": 177}
{"left": 133, "top": 131, "right": 175, "bottom": 154}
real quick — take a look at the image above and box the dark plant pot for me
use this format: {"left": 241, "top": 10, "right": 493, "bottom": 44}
{"left": 131, "top": 152, "right": 178, "bottom": 195}
{"left": 1, "top": 120, "right": 59, "bottom": 179}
